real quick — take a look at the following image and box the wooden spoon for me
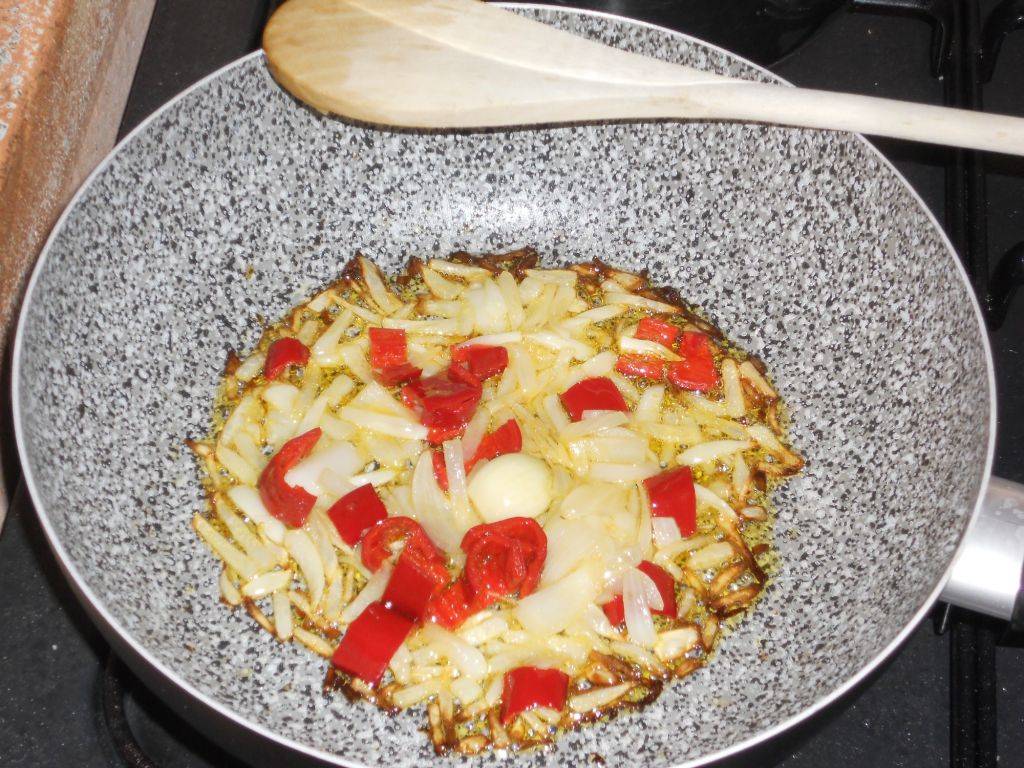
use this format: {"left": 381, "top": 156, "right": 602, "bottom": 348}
{"left": 263, "top": 0, "right": 1024, "bottom": 156}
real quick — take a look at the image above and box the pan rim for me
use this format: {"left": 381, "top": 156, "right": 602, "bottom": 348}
{"left": 11, "top": 7, "right": 998, "bottom": 767}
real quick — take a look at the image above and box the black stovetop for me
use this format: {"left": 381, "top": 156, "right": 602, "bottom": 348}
{"left": 1, "top": 1, "right": 1022, "bottom": 766}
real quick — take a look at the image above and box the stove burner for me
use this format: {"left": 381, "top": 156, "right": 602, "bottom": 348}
{"left": 102, "top": 654, "right": 159, "bottom": 768}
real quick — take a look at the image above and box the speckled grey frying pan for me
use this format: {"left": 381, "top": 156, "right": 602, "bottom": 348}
{"left": 13, "top": 6, "right": 1024, "bottom": 768}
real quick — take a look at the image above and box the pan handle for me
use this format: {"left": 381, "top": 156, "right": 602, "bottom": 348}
{"left": 941, "top": 476, "right": 1024, "bottom": 620}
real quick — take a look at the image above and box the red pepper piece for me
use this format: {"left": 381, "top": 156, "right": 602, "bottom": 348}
{"left": 559, "top": 377, "right": 629, "bottom": 422}
{"left": 643, "top": 465, "right": 697, "bottom": 537}
{"left": 382, "top": 546, "right": 448, "bottom": 621}
{"left": 432, "top": 418, "right": 522, "bottom": 491}
{"left": 614, "top": 354, "right": 667, "bottom": 381}
{"left": 601, "top": 596, "right": 625, "bottom": 626}
{"left": 639, "top": 560, "right": 678, "bottom": 619}
{"left": 326, "top": 484, "right": 388, "bottom": 546}
{"left": 667, "top": 332, "right": 719, "bottom": 392}
{"left": 368, "top": 328, "right": 421, "bottom": 385}
{"left": 432, "top": 450, "right": 450, "bottom": 492}
{"left": 368, "top": 327, "right": 407, "bottom": 370}
{"left": 402, "top": 369, "right": 482, "bottom": 444}
{"left": 601, "top": 560, "right": 679, "bottom": 626}
{"left": 451, "top": 344, "right": 509, "bottom": 381}
{"left": 360, "top": 517, "right": 449, "bottom": 585}
{"left": 461, "top": 517, "right": 547, "bottom": 610}
{"left": 263, "top": 337, "right": 310, "bottom": 381}
{"left": 447, "top": 361, "right": 482, "bottom": 388}
{"left": 635, "top": 316, "right": 681, "bottom": 349}
{"left": 425, "top": 578, "right": 474, "bottom": 629}
{"left": 257, "top": 428, "right": 321, "bottom": 527}
{"left": 469, "top": 419, "right": 522, "bottom": 472}
{"left": 331, "top": 601, "right": 414, "bottom": 685}
{"left": 501, "top": 667, "right": 569, "bottom": 725}
{"left": 374, "top": 362, "right": 422, "bottom": 386}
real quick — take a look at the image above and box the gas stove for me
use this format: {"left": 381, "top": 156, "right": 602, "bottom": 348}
{"left": 1, "top": 1, "right": 1022, "bottom": 766}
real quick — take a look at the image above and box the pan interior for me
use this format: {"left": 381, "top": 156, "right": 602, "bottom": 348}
{"left": 14, "top": 8, "right": 989, "bottom": 767}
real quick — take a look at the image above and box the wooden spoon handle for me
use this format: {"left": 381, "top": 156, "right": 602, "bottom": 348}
{"left": 680, "top": 82, "right": 1024, "bottom": 155}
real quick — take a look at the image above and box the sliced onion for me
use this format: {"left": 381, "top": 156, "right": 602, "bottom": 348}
{"left": 619, "top": 335, "right": 681, "bottom": 360}
{"left": 633, "top": 385, "right": 665, "bottom": 424}
{"left": 193, "top": 515, "right": 257, "bottom": 580}
{"left": 580, "top": 602, "right": 620, "bottom": 639}
{"left": 587, "top": 462, "right": 660, "bottom": 484}
{"left": 298, "top": 374, "right": 354, "bottom": 434}
{"left": 226, "top": 485, "right": 286, "bottom": 544}
{"left": 233, "top": 353, "right": 266, "bottom": 383}
{"left": 262, "top": 383, "right": 300, "bottom": 413}
{"left": 559, "top": 411, "right": 629, "bottom": 441}
{"left": 603, "top": 291, "right": 680, "bottom": 314}
{"left": 722, "top": 359, "right": 745, "bottom": 418}
{"left": 272, "top": 588, "right": 294, "bottom": 641}
{"left": 338, "top": 406, "right": 428, "bottom": 441}
{"left": 443, "top": 439, "right": 475, "bottom": 531}
{"left": 420, "top": 623, "right": 488, "bottom": 680}
{"left": 284, "top": 441, "right": 362, "bottom": 495}
{"left": 340, "top": 562, "right": 392, "bottom": 623}
{"left": 515, "top": 564, "right": 602, "bottom": 636}
{"left": 311, "top": 309, "right": 354, "bottom": 366}
{"left": 283, "top": 529, "right": 325, "bottom": 606}
{"left": 428, "top": 258, "right": 490, "bottom": 281}
{"left": 622, "top": 568, "right": 661, "bottom": 648}
{"left": 526, "top": 330, "right": 594, "bottom": 361}
{"left": 420, "top": 265, "right": 463, "bottom": 299}
{"left": 540, "top": 517, "right": 602, "bottom": 586}
{"left": 652, "top": 517, "right": 682, "bottom": 549}
{"left": 676, "top": 440, "right": 752, "bottom": 467}
{"left": 242, "top": 569, "right": 292, "bottom": 599}
{"left": 495, "top": 271, "right": 525, "bottom": 329}
{"left": 542, "top": 393, "right": 571, "bottom": 432}
{"left": 559, "top": 482, "right": 627, "bottom": 519}
{"left": 411, "top": 451, "right": 463, "bottom": 553}
{"left": 460, "top": 408, "right": 490, "bottom": 461}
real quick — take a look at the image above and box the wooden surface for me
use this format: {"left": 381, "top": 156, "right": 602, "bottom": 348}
{"left": 0, "top": 0, "right": 156, "bottom": 528}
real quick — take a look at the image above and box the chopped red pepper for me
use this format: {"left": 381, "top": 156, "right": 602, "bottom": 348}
{"left": 601, "top": 560, "right": 678, "bottom": 626}
{"left": 643, "top": 465, "right": 697, "bottom": 537}
{"left": 667, "top": 332, "right": 719, "bottom": 392}
{"left": 447, "top": 361, "right": 482, "bottom": 389}
{"left": 360, "top": 517, "right": 449, "bottom": 585}
{"left": 501, "top": 667, "right": 569, "bottom": 725}
{"left": 374, "top": 362, "right": 422, "bottom": 386}
{"left": 368, "top": 327, "right": 407, "bottom": 370}
{"left": 431, "top": 450, "right": 450, "bottom": 492}
{"left": 368, "top": 328, "right": 421, "bottom": 385}
{"left": 470, "top": 419, "right": 522, "bottom": 470}
{"left": 263, "top": 337, "right": 310, "bottom": 381}
{"left": 326, "top": 484, "right": 388, "bottom": 546}
{"left": 425, "top": 578, "right": 474, "bottom": 629}
{"left": 601, "top": 595, "right": 625, "bottom": 626}
{"left": 614, "top": 354, "right": 667, "bottom": 381}
{"left": 461, "top": 517, "right": 547, "bottom": 611}
{"left": 451, "top": 344, "right": 509, "bottom": 381}
{"left": 382, "top": 546, "right": 448, "bottom": 621}
{"left": 559, "top": 377, "right": 629, "bottom": 422}
{"left": 257, "top": 428, "right": 321, "bottom": 527}
{"left": 331, "top": 601, "right": 413, "bottom": 685}
{"left": 635, "top": 316, "right": 681, "bottom": 349}
{"left": 432, "top": 418, "right": 523, "bottom": 490}
{"left": 402, "top": 368, "right": 482, "bottom": 444}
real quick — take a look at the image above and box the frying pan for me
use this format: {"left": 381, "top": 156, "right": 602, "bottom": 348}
{"left": 12, "top": 6, "right": 1024, "bottom": 767}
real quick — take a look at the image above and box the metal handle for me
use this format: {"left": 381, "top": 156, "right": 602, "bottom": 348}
{"left": 941, "top": 476, "right": 1024, "bottom": 619}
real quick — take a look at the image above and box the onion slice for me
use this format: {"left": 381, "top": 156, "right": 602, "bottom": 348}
{"left": 622, "top": 568, "right": 662, "bottom": 648}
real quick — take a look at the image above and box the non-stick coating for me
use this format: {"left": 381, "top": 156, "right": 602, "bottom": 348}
{"left": 13, "top": 8, "right": 991, "bottom": 767}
